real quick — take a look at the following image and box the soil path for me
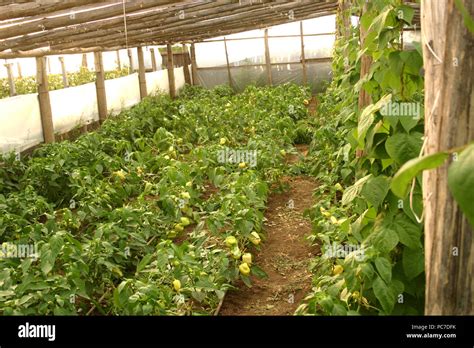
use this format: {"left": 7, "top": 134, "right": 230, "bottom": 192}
{"left": 219, "top": 146, "right": 318, "bottom": 315}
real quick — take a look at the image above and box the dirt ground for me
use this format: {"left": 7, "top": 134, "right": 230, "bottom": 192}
{"left": 218, "top": 98, "right": 319, "bottom": 316}
{"left": 219, "top": 145, "right": 319, "bottom": 315}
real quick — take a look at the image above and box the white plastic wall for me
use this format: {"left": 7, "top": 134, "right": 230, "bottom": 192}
{"left": 0, "top": 66, "right": 186, "bottom": 155}
{"left": 0, "top": 94, "right": 43, "bottom": 154}
{"left": 106, "top": 73, "right": 141, "bottom": 116}
{"left": 50, "top": 82, "right": 99, "bottom": 133}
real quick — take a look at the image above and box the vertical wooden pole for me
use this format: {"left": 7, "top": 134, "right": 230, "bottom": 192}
{"left": 151, "top": 48, "right": 157, "bottom": 72}
{"left": 4, "top": 63, "right": 16, "bottom": 96}
{"left": 422, "top": 0, "right": 474, "bottom": 315}
{"left": 35, "top": 56, "right": 55, "bottom": 143}
{"left": 166, "top": 43, "right": 176, "bottom": 98}
{"left": 94, "top": 51, "right": 107, "bottom": 124}
{"left": 223, "top": 37, "right": 234, "bottom": 90}
{"left": 46, "top": 56, "right": 52, "bottom": 74}
{"left": 81, "top": 53, "right": 88, "bottom": 69}
{"left": 127, "top": 48, "right": 134, "bottom": 72}
{"left": 190, "top": 42, "right": 198, "bottom": 86}
{"left": 58, "top": 56, "right": 69, "bottom": 88}
{"left": 337, "top": 0, "right": 351, "bottom": 41}
{"left": 358, "top": 2, "right": 372, "bottom": 109}
{"left": 16, "top": 61, "right": 22, "bottom": 79}
{"left": 299, "top": 21, "right": 307, "bottom": 85}
{"left": 264, "top": 28, "right": 273, "bottom": 85}
{"left": 182, "top": 44, "right": 191, "bottom": 84}
{"left": 137, "top": 46, "right": 147, "bottom": 99}
{"left": 116, "top": 50, "right": 122, "bottom": 70}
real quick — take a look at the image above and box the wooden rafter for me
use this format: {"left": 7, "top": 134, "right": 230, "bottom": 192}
{"left": 49, "top": 2, "right": 338, "bottom": 50}
{"left": 0, "top": 0, "right": 187, "bottom": 40}
{"left": 0, "top": 0, "right": 421, "bottom": 58}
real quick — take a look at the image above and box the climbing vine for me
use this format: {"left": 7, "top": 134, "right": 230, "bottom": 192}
{"left": 298, "top": 0, "right": 426, "bottom": 315}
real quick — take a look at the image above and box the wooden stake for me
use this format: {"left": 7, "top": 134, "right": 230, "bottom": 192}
{"left": 4, "top": 63, "right": 16, "bottom": 96}
{"left": 223, "top": 37, "right": 233, "bottom": 90}
{"left": 190, "top": 42, "right": 198, "bottom": 85}
{"left": 264, "top": 28, "right": 272, "bottom": 85}
{"left": 182, "top": 44, "right": 191, "bottom": 84}
{"left": 81, "top": 53, "right": 88, "bottom": 68}
{"left": 137, "top": 46, "right": 147, "bottom": 99}
{"left": 127, "top": 48, "right": 134, "bottom": 72}
{"left": 422, "top": 0, "right": 474, "bottom": 315}
{"left": 166, "top": 43, "right": 176, "bottom": 98}
{"left": 93, "top": 51, "right": 107, "bottom": 124}
{"left": 358, "top": 2, "right": 372, "bottom": 110}
{"left": 35, "top": 56, "right": 55, "bottom": 143}
{"left": 116, "top": 50, "right": 121, "bottom": 70}
{"left": 58, "top": 56, "right": 69, "bottom": 88}
{"left": 300, "top": 21, "right": 307, "bottom": 85}
{"left": 151, "top": 48, "right": 157, "bottom": 71}
{"left": 337, "top": 0, "right": 351, "bottom": 61}
{"left": 16, "top": 61, "right": 22, "bottom": 79}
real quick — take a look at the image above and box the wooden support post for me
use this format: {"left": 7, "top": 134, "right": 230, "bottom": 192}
{"left": 127, "top": 48, "right": 134, "bottom": 72}
{"left": 190, "top": 42, "right": 198, "bottom": 86}
{"left": 166, "top": 43, "right": 176, "bottom": 98}
{"left": 182, "top": 44, "right": 191, "bottom": 84}
{"left": 116, "top": 50, "right": 121, "bottom": 70}
{"left": 358, "top": 2, "right": 372, "bottom": 109}
{"left": 93, "top": 51, "right": 107, "bottom": 124}
{"left": 300, "top": 21, "right": 307, "bottom": 85}
{"left": 58, "top": 56, "right": 69, "bottom": 88}
{"left": 35, "top": 56, "right": 55, "bottom": 143}
{"left": 47, "top": 56, "right": 52, "bottom": 74}
{"left": 223, "top": 37, "right": 234, "bottom": 90}
{"left": 4, "top": 63, "right": 16, "bottom": 96}
{"left": 264, "top": 28, "right": 273, "bottom": 85}
{"left": 81, "top": 53, "right": 88, "bottom": 69}
{"left": 16, "top": 61, "right": 22, "bottom": 79}
{"left": 151, "top": 48, "right": 157, "bottom": 72}
{"left": 137, "top": 46, "right": 147, "bottom": 99}
{"left": 337, "top": 0, "right": 351, "bottom": 41}
{"left": 422, "top": 0, "right": 474, "bottom": 315}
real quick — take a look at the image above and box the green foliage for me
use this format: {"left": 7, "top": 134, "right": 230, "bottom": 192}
{"left": 0, "top": 67, "right": 129, "bottom": 99}
{"left": 448, "top": 143, "right": 474, "bottom": 228}
{"left": 0, "top": 83, "right": 311, "bottom": 315}
{"left": 297, "top": 0, "right": 425, "bottom": 316}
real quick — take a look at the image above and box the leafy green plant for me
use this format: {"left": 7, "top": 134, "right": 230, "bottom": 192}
{"left": 297, "top": 0, "right": 425, "bottom": 316}
{"left": 0, "top": 83, "right": 311, "bottom": 315}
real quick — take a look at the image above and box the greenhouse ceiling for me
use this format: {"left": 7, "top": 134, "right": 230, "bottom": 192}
{"left": 0, "top": 0, "right": 420, "bottom": 58}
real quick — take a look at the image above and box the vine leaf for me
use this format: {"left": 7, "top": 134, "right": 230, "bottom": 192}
{"left": 342, "top": 174, "right": 372, "bottom": 205}
{"left": 402, "top": 246, "right": 424, "bottom": 280}
{"left": 357, "top": 94, "right": 392, "bottom": 146}
{"left": 373, "top": 275, "right": 396, "bottom": 313}
{"left": 391, "top": 213, "right": 422, "bottom": 250}
{"left": 448, "top": 143, "right": 474, "bottom": 228}
{"left": 375, "top": 257, "right": 392, "bottom": 284}
{"left": 361, "top": 175, "right": 390, "bottom": 208}
{"left": 385, "top": 132, "right": 423, "bottom": 164}
{"left": 391, "top": 152, "right": 449, "bottom": 197}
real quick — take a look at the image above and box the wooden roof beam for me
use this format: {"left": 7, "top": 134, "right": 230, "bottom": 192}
{"left": 50, "top": 1, "right": 336, "bottom": 50}
{"left": 54, "top": 3, "right": 337, "bottom": 50}
{"left": 0, "top": 0, "right": 223, "bottom": 51}
{"left": 0, "top": 0, "right": 110, "bottom": 21}
{"left": 0, "top": 0, "right": 187, "bottom": 40}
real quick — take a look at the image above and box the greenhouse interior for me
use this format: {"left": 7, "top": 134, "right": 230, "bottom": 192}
{"left": 0, "top": 0, "right": 473, "bottom": 328}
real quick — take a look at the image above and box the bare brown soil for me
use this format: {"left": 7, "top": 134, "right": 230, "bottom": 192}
{"left": 219, "top": 145, "right": 318, "bottom": 315}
